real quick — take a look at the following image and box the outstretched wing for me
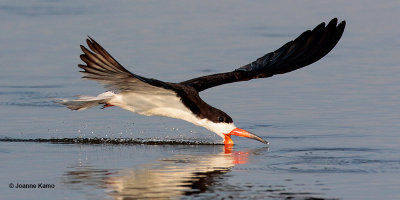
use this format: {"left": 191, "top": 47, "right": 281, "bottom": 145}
{"left": 79, "top": 37, "right": 173, "bottom": 93}
{"left": 181, "top": 18, "right": 346, "bottom": 92}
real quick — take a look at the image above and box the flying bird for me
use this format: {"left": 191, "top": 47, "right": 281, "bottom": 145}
{"left": 59, "top": 18, "right": 346, "bottom": 145}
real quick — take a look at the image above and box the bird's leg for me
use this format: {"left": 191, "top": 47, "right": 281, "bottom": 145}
{"left": 224, "top": 134, "right": 234, "bottom": 145}
{"left": 101, "top": 103, "right": 114, "bottom": 109}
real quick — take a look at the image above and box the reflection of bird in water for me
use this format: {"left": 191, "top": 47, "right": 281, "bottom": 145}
{"left": 63, "top": 146, "right": 267, "bottom": 199}
{"left": 58, "top": 18, "right": 345, "bottom": 145}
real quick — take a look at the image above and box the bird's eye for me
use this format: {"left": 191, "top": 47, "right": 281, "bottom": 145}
{"left": 218, "top": 116, "right": 224, "bottom": 122}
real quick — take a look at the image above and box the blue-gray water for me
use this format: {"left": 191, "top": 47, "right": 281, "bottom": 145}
{"left": 1, "top": 0, "right": 400, "bottom": 199}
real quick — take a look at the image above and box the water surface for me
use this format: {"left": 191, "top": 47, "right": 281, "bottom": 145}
{"left": 1, "top": 0, "right": 400, "bottom": 199}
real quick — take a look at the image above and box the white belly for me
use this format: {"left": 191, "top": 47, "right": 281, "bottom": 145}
{"left": 108, "top": 91, "right": 235, "bottom": 140}
{"left": 109, "top": 92, "right": 196, "bottom": 121}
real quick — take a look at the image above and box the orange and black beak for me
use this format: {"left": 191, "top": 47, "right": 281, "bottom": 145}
{"left": 224, "top": 128, "right": 268, "bottom": 145}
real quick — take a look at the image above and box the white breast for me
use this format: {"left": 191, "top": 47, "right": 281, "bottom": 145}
{"left": 108, "top": 91, "right": 236, "bottom": 140}
{"left": 109, "top": 91, "right": 198, "bottom": 122}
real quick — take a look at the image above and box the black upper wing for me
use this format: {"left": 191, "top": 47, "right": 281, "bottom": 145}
{"left": 79, "top": 37, "right": 174, "bottom": 93}
{"left": 181, "top": 18, "right": 346, "bottom": 92}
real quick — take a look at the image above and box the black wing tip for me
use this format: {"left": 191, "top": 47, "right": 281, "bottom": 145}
{"left": 85, "top": 36, "right": 96, "bottom": 51}
{"left": 320, "top": 18, "right": 345, "bottom": 29}
{"left": 338, "top": 20, "right": 346, "bottom": 32}
{"left": 86, "top": 35, "right": 95, "bottom": 43}
{"left": 79, "top": 44, "right": 89, "bottom": 53}
{"left": 85, "top": 36, "right": 105, "bottom": 51}
{"left": 85, "top": 36, "right": 101, "bottom": 53}
{"left": 234, "top": 18, "right": 346, "bottom": 76}
{"left": 329, "top": 18, "right": 338, "bottom": 24}
{"left": 78, "top": 64, "right": 86, "bottom": 69}
{"left": 329, "top": 18, "right": 346, "bottom": 29}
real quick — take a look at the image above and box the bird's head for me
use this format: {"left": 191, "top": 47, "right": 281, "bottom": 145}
{"left": 196, "top": 109, "right": 268, "bottom": 145}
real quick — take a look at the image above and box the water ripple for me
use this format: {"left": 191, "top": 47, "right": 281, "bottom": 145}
{"left": 268, "top": 147, "right": 399, "bottom": 174}
{"left": 0, "top": 5, "right": 86, "bottom": 16}
{"left": 0, "top": 89, "right": 63, "bottom": 108}
{"left": 0, "top": 101, "right": 61, "bottom": 107}
{"left": 278, "top": 147, "right": 380, "bottom": 153}
{"left": 0, "top": 84, "right": 63, "bottom": 89}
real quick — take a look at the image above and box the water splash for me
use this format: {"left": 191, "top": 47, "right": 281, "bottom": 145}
{"left": 0, "top": 137, "right": 221, "bottom": 145}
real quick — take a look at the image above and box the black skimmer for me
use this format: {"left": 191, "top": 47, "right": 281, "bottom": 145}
{"left": 59, "top": 18, "right": 345, "bottom": 145}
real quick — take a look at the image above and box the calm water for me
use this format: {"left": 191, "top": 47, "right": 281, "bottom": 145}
{"left": 1, "top": 0, "right": 400, "bottom": 199}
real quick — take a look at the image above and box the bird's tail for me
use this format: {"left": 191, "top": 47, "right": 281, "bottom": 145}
{"left": 57, "top": 91, "right": 115, "bottom": 111}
